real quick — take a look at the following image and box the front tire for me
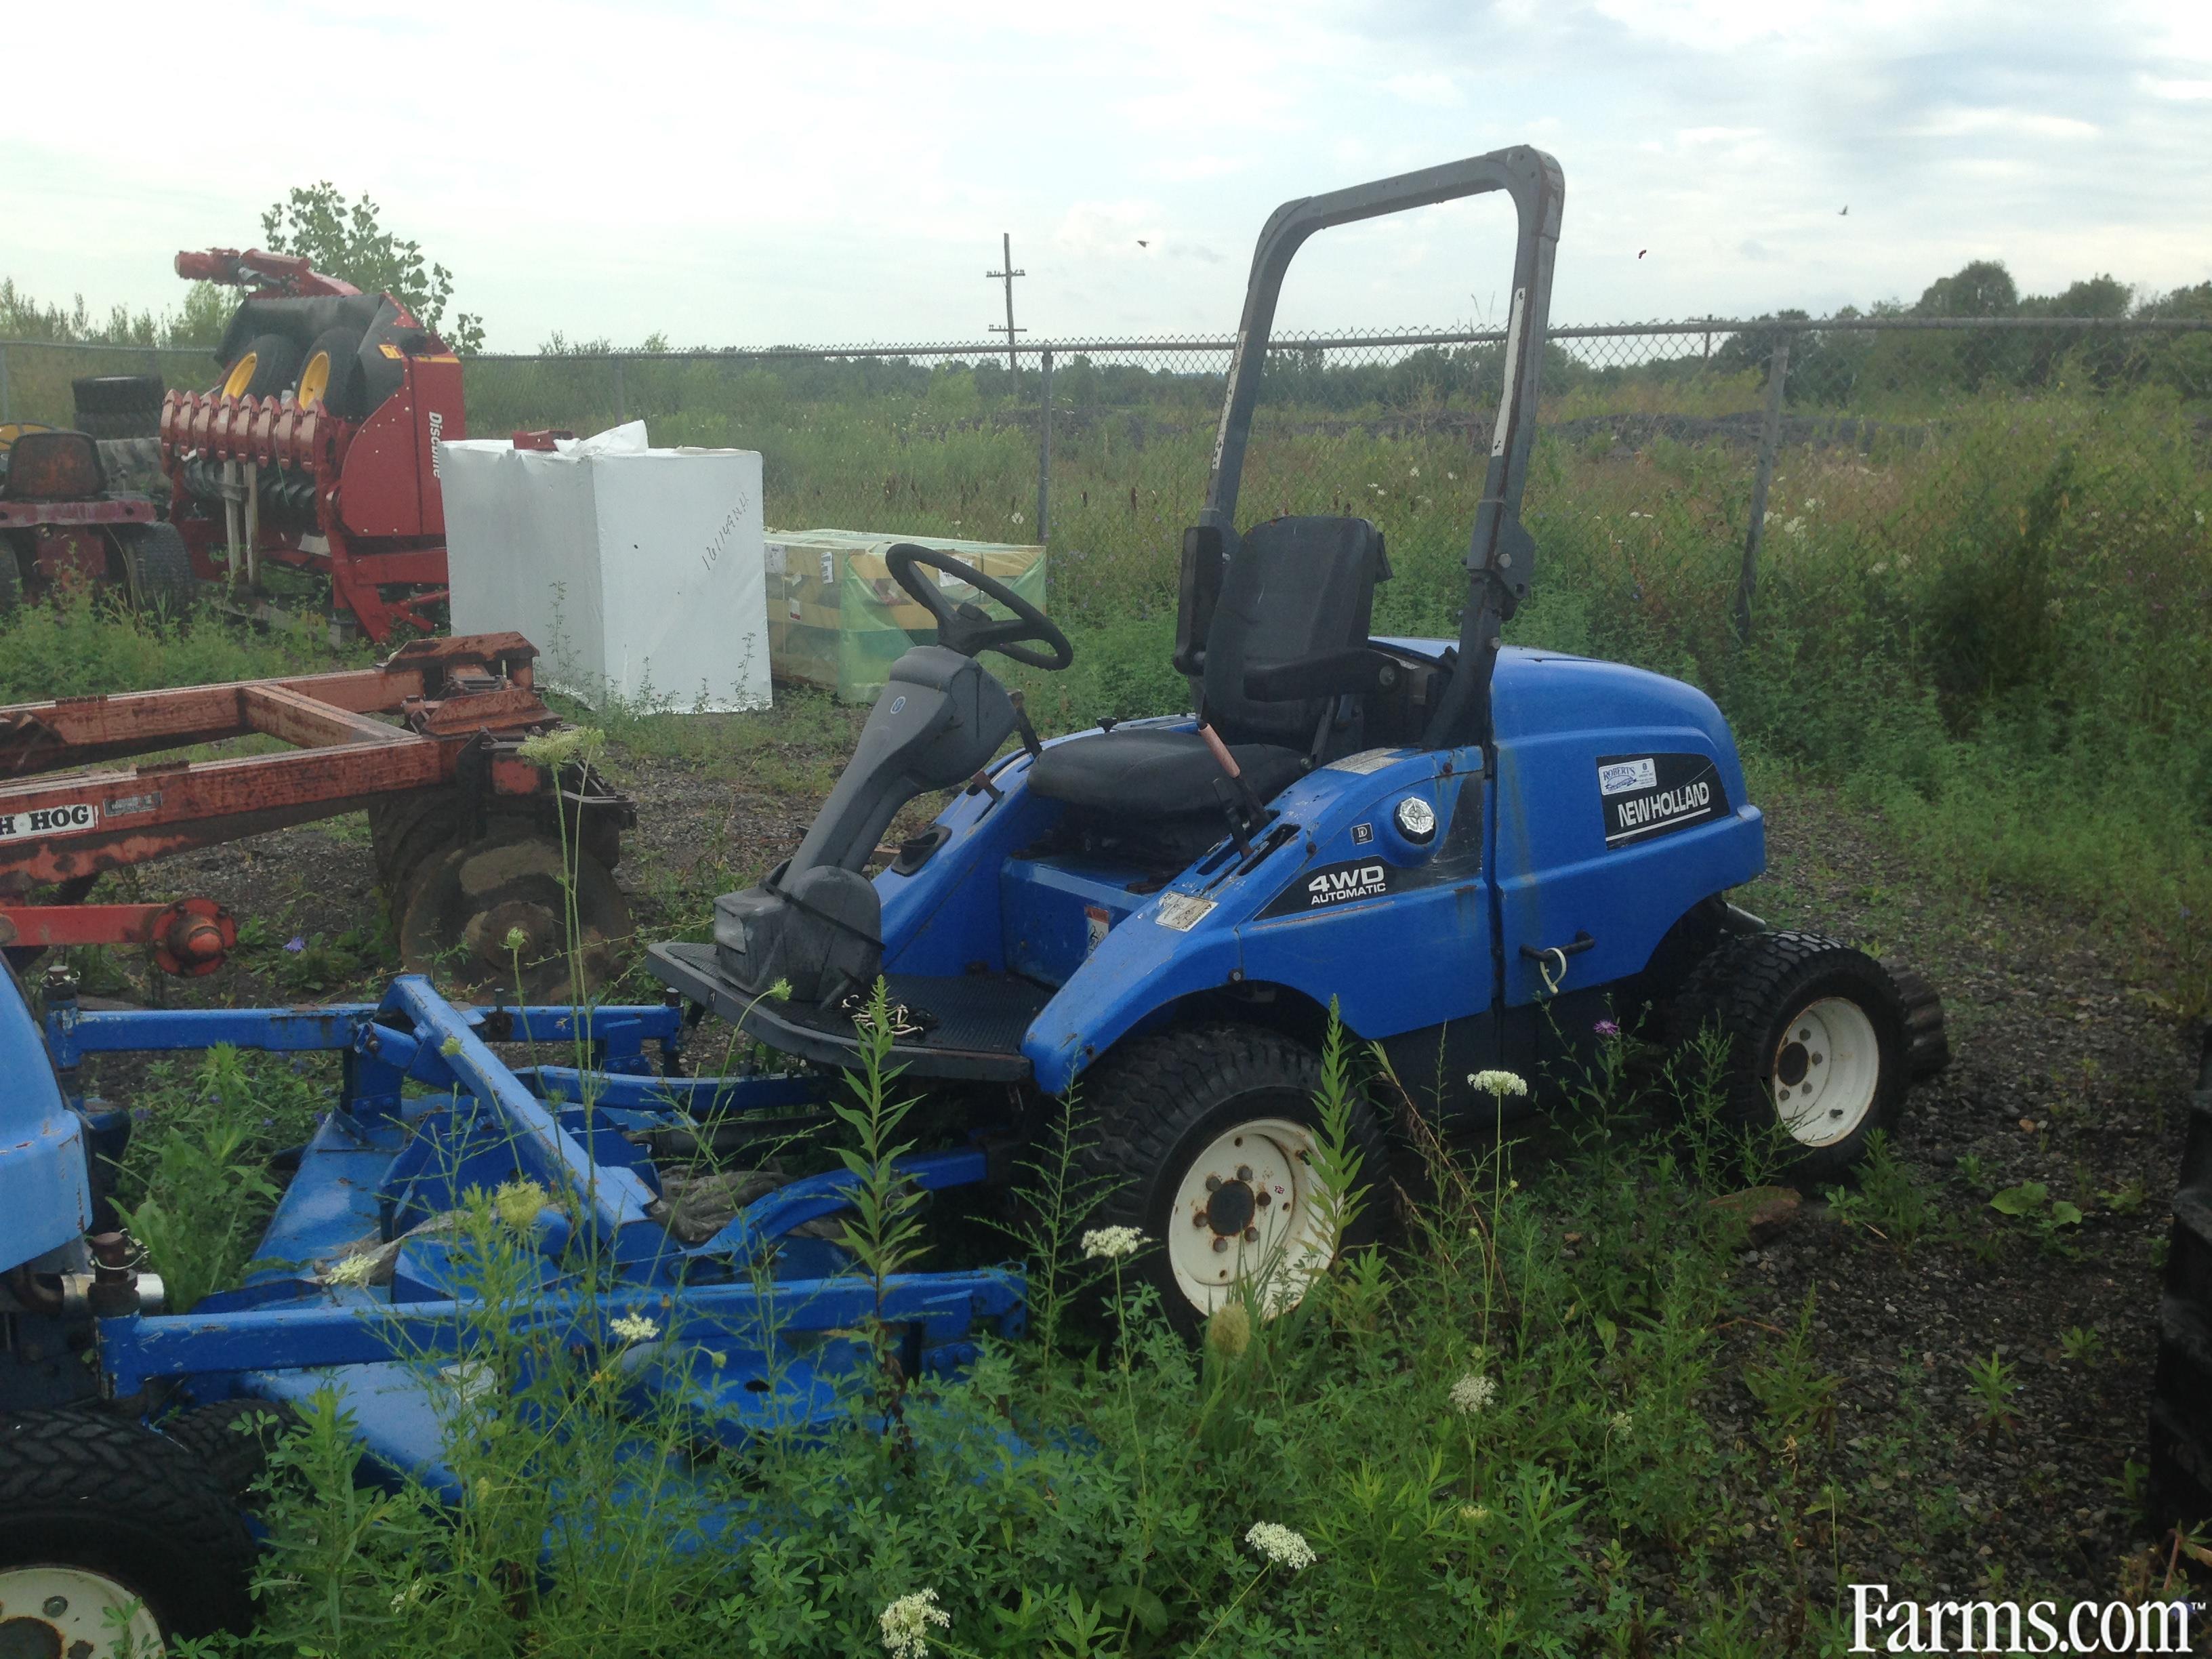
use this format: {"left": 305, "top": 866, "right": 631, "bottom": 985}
{"left": 0, "top": 1408, "right": 257, "bottom": 1645}
{"left": 1076, "top": 1023, "right": 1389, "bottom": 1333}
{"left": 1668, "top": 930, "right": 1912, "bottom": 1184}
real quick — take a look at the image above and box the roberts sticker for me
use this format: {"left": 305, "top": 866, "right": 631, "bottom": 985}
{"left": 1598, "top": 758, "right": 1657, "bottom": 796}
{"left": 1596, "top": 752, "right": 1727, "bottom": 847}
{"left": 1259, "top": 858, "right": 1393, "bottom": 917}
{"left": 0, "top": 801, "right": 99, "bottom": 843}
{"left": 1155, "top": 893, "right": 1215, "bottom": 931}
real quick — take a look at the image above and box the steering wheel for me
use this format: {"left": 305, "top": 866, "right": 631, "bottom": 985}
{"left": 884, "top": 543, "right": 1073, "bottom": 672}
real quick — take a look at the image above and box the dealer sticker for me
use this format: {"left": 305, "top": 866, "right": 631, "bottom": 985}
{"left": 0, "top": 801, "right": 100, "bottom": 843}
{"left": 1598, "top": 757, "right": 1658, "bottom": 796}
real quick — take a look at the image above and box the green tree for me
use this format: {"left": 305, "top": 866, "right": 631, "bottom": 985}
{"left": 1915, "top": 258, "right": 2019, "bottom": 319}
{"left": 259, "top": 183, "right": 485, "bottom": 353}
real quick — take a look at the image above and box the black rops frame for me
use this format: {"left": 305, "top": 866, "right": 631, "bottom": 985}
{"left": 1174, "top": 146, "right": 1565, "bottom": 752}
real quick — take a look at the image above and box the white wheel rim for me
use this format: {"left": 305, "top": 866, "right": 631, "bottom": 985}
{"left": 1770, "top": 996, "right": 1881, "bottom": 1147}
{"left": 1164, "top": 1116, "right": 1331, "bottom": 1318}
{"left": 0, "top": 1563, "right": 165, "bottom": 1656}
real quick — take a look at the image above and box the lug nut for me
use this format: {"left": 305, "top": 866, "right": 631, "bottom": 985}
{"left": 1242, "top": 1227, "right": 1259, "bottom": 1244}
{"left": 1254, "top": 1190, "right": 1271, "bottom": 1208}
{"left": 1811, "top": 1052, "right": 1824, "bottom": 1064}
{"left": 1235, "top": 1164, "right": 1252, "bottom": 1183}
{"left": 1191, "top": 1211, "right": 1210, "bottom": 1229}
{"left": 1204, "top": 1174, "right": 1221, "bottom": 1192}
{"left": 1212, "top": 1237, "right": 1229, "bottom": 1254}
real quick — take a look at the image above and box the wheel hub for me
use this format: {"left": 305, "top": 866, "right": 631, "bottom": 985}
{"left": 0, "top": 1565, "right": 163, "bottom": 1659}
{"left": 1167, "top": 1120, "right": 1328, "bottom": 1316}
{"left": 1771, "top": 996, "right": 1881, "bottom": 1147}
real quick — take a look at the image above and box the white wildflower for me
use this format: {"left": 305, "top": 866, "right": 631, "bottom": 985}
{"left": 879, "top": 1589, "right": 951, "bottom": 1658}
{"left": 1803, "top": 497, "right": 1821, "bottom": 510}
{"left": 1408, "top": 466, "right": 1420, "bottom": 478}
{"left": 1450, "top": 1372, "right": 1498, "bottom": 1415}
{"left": 324, "top": 1252, "right": 377, "bottom": 1288}
{"left": 1082, "top": 1225, "right": 1146, "bottom": 1261}
{"left": 609, "top": 1311, "right": 660, "bottom": 1344}
{"left": 1612, "top": 1410, "right": 1635, "bottom": 1435}
{"left": 1244, "top": 1521, "right": 1317, "bottom": 1571}
{"left": 1780, "top": 516, "right": 1805, "bottom": 537}
{"left": 1468, "top": 1069, "right": 1528, "bottom": 1099}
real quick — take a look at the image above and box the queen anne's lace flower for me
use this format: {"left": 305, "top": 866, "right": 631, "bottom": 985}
{"left": 1244, "top": 1521, "right": 1317, "bottom": 1570}
{"left": 1082, "top": 1226, "right": 1146, "bottom": 1261}
{"left": 1468, "top": 1069, "right": 1528, "bottom": 1098}
{"left": 609, "top": 1312, "right": 660, "bottom": 1344}
{"left": 493, "top": 1179, "right": 550, "bottom": 1231}
{"left": 324, "top": 1252, "right": 377, "bottom": 1288}
{"left": 879, "top": 1589, "right": 951, "bottom": 1657}
{"left": 1450, "top": 1372, "right": 1498, "bottom": 1415}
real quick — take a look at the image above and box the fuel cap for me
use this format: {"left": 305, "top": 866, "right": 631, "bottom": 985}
{"left": 1394, "top": 796, "right": 1437, "bottom": 842}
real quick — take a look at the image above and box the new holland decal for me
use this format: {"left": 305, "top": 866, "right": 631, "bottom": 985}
{"left": 1596, "top": 752, "right": 1728, "bottom": 847}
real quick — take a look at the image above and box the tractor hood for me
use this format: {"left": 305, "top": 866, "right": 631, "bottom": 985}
{"left": 1379, "top": 639, "right": 1740, "bottom": 755}
{"left": 0, "top": 967, "right": 91, "bottom": 1272}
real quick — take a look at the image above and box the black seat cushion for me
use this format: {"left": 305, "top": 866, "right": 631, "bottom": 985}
{"left": 1202, "top": 516, "right": 1388, "bottom": 747}
{"left": 1029, "top": 729, "right": 1307, "bottom": 816}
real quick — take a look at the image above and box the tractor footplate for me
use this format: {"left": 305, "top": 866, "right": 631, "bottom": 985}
{"left": 649, "top": 942, "right": 1049, "bottom": 1081}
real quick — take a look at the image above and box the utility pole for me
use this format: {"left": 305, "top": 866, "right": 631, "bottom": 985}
{"left": 987, "top": 232, "right": 1025, "bottom": 375}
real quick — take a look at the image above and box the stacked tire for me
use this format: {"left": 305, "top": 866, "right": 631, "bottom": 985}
{"left": 2150, "top": 1029, "right": 2212, "bottom": 1529}
{"left": 70, "top": 375, "right": 166, "bottom": 441}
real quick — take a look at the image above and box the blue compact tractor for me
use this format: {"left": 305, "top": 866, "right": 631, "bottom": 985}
{"left": 649, "top": 146, "right": 1948, "bottom": 1328}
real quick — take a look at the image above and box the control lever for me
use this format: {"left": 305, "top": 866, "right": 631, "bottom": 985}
{"left": 1007, "top": 689, "right": 1044, "bottom": 760}
{"left": 1200, "top": 720, "right": 1263, "bottom": 854}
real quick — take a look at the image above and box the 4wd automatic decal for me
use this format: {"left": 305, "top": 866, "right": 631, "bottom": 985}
{"left": 0, "top": 801, "right": 99, "bottom": 844}
{"left": 1258, "top": 857, "right": 1393, "bottom": 917}
{"left": 1597, "top": 752, "right": 1727, "bottom": 847}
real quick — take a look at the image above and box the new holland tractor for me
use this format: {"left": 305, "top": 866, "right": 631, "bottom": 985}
{"left": 649, "top": 146, "right": 1949, "bottom": 1330}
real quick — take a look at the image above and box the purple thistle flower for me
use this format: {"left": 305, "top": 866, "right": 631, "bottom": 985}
{"left": 284, "top": 936, "right": 306, "bottom": 954}
{"left": 1594, "top": 1019, "right": 1621, "bottom": 1038}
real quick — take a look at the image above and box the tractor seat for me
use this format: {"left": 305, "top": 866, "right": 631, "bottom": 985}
{"left": 1028, "top": 728, "right": 1307, "bottom": 817}
{"left": 1028, "top": 514, "right": 1389, "bottom": 830}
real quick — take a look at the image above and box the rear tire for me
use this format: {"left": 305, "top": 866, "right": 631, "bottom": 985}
{"left": 220, "top": 333, "right": 301, "bottom": 401}
{"left": 1667, "top": 930, "right": 1912, "bottom": 1185}
{"left": 2150, "top": 1031, "right": 2212, "bottom": 1530}
{"left": 0, "top": 1408, "right": 257, "bottom": 1642}
{"left": 115, "top": 520, "right": 197, "bottom": 617}
{"left": 0, "top": 537, "right": 22, "bottom": 613}
{"left": 1075, "top": 1023, "right": 1390, "bottom": 1334}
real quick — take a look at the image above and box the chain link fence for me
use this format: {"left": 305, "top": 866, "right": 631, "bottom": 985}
{"left": 6, "top": 315, "right": 2208, "bottom": 681}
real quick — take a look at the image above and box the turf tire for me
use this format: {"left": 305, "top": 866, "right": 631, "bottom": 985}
{"left": 0, "top": 1407, "right": 257, "bottom": 1639}
{"left": 1667, "top": 929, "right": 1910, "bottom": 1185}
{"left": 115, "top": 520, "right": 197, "bottom": 617}
{"left": 159, "top": 1398, "right": 303, "bottom": 1509}
{"left": 2150, "top": 1030, "right": 2212, "bottom": 1529}
{"left": 70, "top": 374, "right": 165, "bottom": 434}
{"left": 1074, "top": 1022, "right": 1390, "bottom": 1336}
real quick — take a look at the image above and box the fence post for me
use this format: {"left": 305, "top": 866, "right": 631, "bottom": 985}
{"left": 0, "top": 345, "right": 10, "bottom": 424}
{"left": 613, "top": 356, "right": 628, "bottom": 425}
{"left": 1035, "top": 348, "right": 1052, "bottom": 542}
{"left": 1734, "top": 339, "right": 1790, "bottom": 642}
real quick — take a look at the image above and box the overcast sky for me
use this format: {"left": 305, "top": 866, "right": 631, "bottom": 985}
{"left": 4, "top": 0, "right": 2207, "bottom": 352}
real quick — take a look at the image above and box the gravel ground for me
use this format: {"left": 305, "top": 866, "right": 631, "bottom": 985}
{"left": 66, "top": 731, "right": 2208, "bottom": 1618}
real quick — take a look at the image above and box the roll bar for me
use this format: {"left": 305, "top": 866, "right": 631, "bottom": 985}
{"left": 1195, "top": 147, "right": 1563, "bottom": 749}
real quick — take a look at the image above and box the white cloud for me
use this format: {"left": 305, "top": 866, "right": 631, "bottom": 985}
{"left": 0, "top": 0, "right": 2204, "bottom": 348}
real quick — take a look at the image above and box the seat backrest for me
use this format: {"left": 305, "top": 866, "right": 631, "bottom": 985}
{"left": 1200, "top": 515, "right": 1388, "bottom": 747}
{"left": 0, "top": 430, "right": 105, "bottom": 502}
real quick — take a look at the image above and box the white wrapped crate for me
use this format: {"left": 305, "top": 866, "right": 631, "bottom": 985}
{"left": 441, "top": 422, "right": 771, "bottom": 712}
